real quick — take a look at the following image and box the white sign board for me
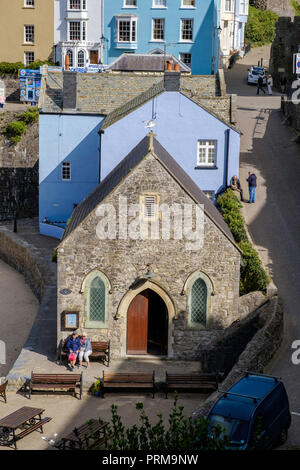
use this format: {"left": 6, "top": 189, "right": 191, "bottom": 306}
{"left": 294, "top": 53, "right": 300, "bottom": 74}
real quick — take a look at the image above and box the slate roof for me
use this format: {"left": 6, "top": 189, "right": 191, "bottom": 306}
{"left": 106, "top": 53, "right": 191, "bottom": 73}
{"left": 40, "top": 71, "right": 221, "bottom": 115}
{"left": 60, "top": 134, "right": 237, "bottom": 249}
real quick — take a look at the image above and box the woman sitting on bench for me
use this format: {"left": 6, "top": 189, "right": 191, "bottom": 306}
{"left": 79, "top": 332, "right": 93, "bottom": 368}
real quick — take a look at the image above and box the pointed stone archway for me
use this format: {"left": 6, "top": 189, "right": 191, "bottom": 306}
{"left": 117, "top": 280, "right": 176, "bottom": 358}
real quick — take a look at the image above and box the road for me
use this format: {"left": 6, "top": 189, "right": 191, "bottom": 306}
{"left": 0, "top": 259, "right": 39, "bottom": 378}
{"left": 225, "top": 45, "right": 300, "bottom": 447}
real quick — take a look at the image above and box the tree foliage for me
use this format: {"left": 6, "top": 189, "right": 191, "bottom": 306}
{"left": 245, "top": 6, "right": 279, "bottom": 46}
{"left": 217, "top": 189, "right": 270, "bottom": 295}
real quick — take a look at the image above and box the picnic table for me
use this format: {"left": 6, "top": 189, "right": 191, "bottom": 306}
{"left": 55, "top": 419, "right": 108, "bottom": 450}
{"left": 0, "top": 406, "right": 51, "bottom": 449}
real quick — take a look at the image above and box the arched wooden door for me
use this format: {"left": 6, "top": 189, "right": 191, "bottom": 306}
{"left": 127, "top": 290, "right": 149, "bottom": 354}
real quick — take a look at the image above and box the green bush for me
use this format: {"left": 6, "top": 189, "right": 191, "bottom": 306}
{"left": 291, "top": 0, "right": 300, "bottom": 15}
{"left": 0, "top": 60, "right": 54, "bottom": 74}
{"left": 99, "top": 395, "right": 231, "bottom": 451}
{"left": 3, "top": 121, "right": 27, "bottom": 143}
{"left": 19, "top": 107, "right": 39, "bottom": 124}
{"left": 245, "top": 6, "right": 279, "bottom": 46}
{"left": 217, "top": 189, "right": 270, "bottom": 295}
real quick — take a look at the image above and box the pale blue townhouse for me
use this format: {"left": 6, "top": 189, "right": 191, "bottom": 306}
{"left": 38, "top": 68, "right": 239, "bottom": 239}
{"left": 102, "top": 0, "right": 221, "bottom": 75}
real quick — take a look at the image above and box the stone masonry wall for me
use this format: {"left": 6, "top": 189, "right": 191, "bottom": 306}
{"left": 192, "top": 295, "right": 283, "bottom": 417}
{"left": 58, "top": 153, "right": 241, "bottom": 361}
{"left": 1, "top": 76, "right": 20, "bottom": 102}
{"left": 251, "top": 0, "right": 295, "bottom": 17}
{"left": 0, "top": 117, "right": 39, "bottom": 220}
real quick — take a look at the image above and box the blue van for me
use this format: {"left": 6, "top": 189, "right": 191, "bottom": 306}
{"left": 207, "top": 372, "right": 291, "bottom": 449}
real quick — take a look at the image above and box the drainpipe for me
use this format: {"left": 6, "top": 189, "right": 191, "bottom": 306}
{"left": 98, "top": 129, "right": 104, "bottom": 183}
{"left": 225, "top": 129, "right": 230, "bottom": 189}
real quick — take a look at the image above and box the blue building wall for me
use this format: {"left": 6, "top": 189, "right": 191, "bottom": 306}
{"left": 103, "top": 0, "right": 220, "bottom": 75}
{"left": 100, "top": 92, "right": 240, "bottom": 196}
{"left": 39, "top": 113, "right": 104, "bottom": 235}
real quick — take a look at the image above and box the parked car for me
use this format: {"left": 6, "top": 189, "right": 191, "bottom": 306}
{"left": 207, "top": 371, "right": 291, "bottom": 449}
{"left": 247, "top": 66, "right": 267, "bottom": 85}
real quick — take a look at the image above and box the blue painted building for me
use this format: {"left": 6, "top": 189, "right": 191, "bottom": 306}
{"left": 100, "top": 76, "right": 240, "bottom": 201}
{"left": 38, "top": 70, "right": 239, "bottom": 238}
{"left": 102, "top": 0, "right": 221, "bottom": 75}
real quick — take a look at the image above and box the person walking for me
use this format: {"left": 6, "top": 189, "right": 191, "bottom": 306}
{"left": 247, "top": 171, "right": 257, "bottom": 204}
{"left": 230, "top": 175, "right": 244, "bottom": 201}
{"left": 267, "top": 75, "right": 273, "bottom": 96}
{"left": 78, "top": 332, "right": 93, "bottom": 368}
{"left": 256, "top": 74, "right": 266, "bottom": 95}
{"left": 66, "top": 331, "right": 81, "bottom": 370}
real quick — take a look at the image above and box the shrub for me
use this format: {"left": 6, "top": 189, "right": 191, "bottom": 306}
{"left": 51, "top": 251, "right": 57, "bottom": 263}
{"left": 19, "top": 107, "right": 39, "bottom": 124}
{"left": 291, "top": 0, "right": 300, "bottom": 15}
{"left": 217, "top": 189, "right": 270, "bottom": 295}
{"left": 3, "top": 121, "right": 27, "bottom": 143}
{"left": 99, "top": 395, "right": 231, "bottom": 451}
{"left": 0, "top": 60, "right": 54, "bottom": 74}
{"left": 245, "top": 6, "right": 279, "bottom": 46}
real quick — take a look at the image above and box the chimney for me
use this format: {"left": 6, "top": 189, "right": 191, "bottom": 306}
{"left": 63, "top": 71, "right": 77, "bottom": 110}
{"left": 164, "top": 71, "right": 181, "bottom": 91}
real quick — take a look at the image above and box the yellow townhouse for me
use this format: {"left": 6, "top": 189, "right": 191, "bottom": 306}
{"left": 0, "top": 0, "right": 54, "bottom": 65}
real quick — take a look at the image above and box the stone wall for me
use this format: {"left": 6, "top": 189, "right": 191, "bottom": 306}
{"left": 281, "top": 96, "right": 300, "bottom": 133}
{"left": 251, "top": 0, "right": 295, "bottom": 17}
{"left": 58, "top": 153, "right": 241, "bottom": 361}
{"left": 0, "top": 117, "right": 39, "bottom": 220}
{"left": 1, "top": 75, "right": 20, "bottom": 102}
{"left": 192, "top": 295, "right": 283, "bottom": 417}
{"left": 270, "top": 17, "right": 300, "bottom": 90}
{"left": 0, "top": 231, "right": 44, "bottom": 301}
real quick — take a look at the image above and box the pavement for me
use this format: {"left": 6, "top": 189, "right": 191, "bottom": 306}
{"left": 225, "top": 45, "right": 300, "bottom": 447}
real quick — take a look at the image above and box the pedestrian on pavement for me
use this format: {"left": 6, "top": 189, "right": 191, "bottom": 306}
{"left": 66, "top": 331, "right": 81, "bottom": 370}
{"left": 267, "top": 75, "right": 273, "bottom": 96}
{"left": 256, "top": 74, "right": 266, "bottom": 95}
{"left": 230, "top": 175, "right": 244, "bottom": 201}
{"left": 247, "top": 171, "right": 257, "bottom": 204}
{"left": 78, "top": 332, "right": 93, "bottom": 368}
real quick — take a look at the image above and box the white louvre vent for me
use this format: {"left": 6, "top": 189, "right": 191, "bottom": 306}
{"left": 144, "top": 195, "right": 157, "bottom": 220}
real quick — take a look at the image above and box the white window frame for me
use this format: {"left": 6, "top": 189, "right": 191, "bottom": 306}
{"left": 152, "top": 18, "right": 165, "bottom": 41}
{"left": 180, "top": 18, "right": 194, "bottom": 42}
{"left": 24, "top": 51, "right": 34, "bottom": 66}
{"left": 152, "top": 0, "right": 167, "bottom": 8}
{"left": 123, "top": 0, "right": 137, "bottom": 8}
{"left": 68, "top": 21, "right": 86, "bottom": 41}
{"left": 68, "top": 0, "right": 86, "bottom": 10}
{"left": 24, "top": 0, "right": 34, "bottom": 7}
{"left": 116, "top": 17, "right": 137, "bottom": 43}
{"left": 224, "top": 0, "right": 234, "bottom": 13}
{"left": 24, "top": 25, "right": 34, "bottom": 44}
{"left": 239, "top": 0, "right": 248, "bottom": 15}
{"left": 197, "top": 140, "right": 216, "bottom": 167}
{"left": 179, "top": 52, "right": 192, "bottom": 66}
{"left": 62, "top": 162, "right": 71, "bottom": 181}
{"left": 181, "top": 0, "right": 196, "bottom": 8}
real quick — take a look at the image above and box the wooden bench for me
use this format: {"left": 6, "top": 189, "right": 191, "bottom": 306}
{"left": 165, "top": 372, "right": 219, "bottom": 398}
{"left": 0, "top": 380, "right": 8, "bottom": 403}
{"left": 100, "top": 372, "right": 156, "bottom": 398}
{"left": 57, "top": 338, "right": 110, "bottom": 367}
{"left": 55, "top": 419, "right": 108, "bottom": 450}
{"left": 28, "top": 372, "right": 83, "bottom": 400}
{"left": 16, "top": 417, "right": 52, "bottom": 442}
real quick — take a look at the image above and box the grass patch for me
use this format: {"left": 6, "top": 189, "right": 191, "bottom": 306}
{"left": 217, "top": 189, "right": 270, "bottom": 295}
